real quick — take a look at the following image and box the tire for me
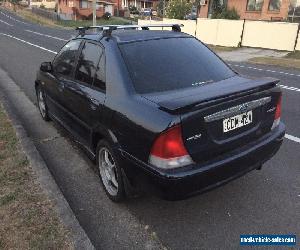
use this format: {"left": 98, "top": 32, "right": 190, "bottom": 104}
{"left": 36, "top": 85, "right": 50, "bottom": 121}
{"left": 96, "top": 140, "right": 126, "bottom": 202}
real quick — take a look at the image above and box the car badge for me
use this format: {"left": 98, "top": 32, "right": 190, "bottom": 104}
{"left": 239, "top": 103, "right": 249, "bottom": 112}
{"left": 187, "top": 133, "right": 202, "bottom": 141}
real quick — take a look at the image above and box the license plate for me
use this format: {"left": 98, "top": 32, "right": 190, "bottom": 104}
{"left": 223, "top": 111, "right": 253, "bottom": 133}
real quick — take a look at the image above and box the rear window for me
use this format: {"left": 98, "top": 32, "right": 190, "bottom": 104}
{"left": 119, "top": 37, "right": 235, "bottom": 94}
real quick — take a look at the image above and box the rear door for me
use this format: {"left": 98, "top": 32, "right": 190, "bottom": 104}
{"left": 63, "top": 41, "right": 106, "bottom": 145}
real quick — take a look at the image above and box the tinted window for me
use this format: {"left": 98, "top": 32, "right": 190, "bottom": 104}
{"left": 120, "top": 38, "right": 235, "bottom": 94}
{"left": 53, "top": 40, "right": 81, "bottom": 76}
{"left": 94, "top": 55, "right": 106, "bottom": 91}
{"left": 75, "top": 42, "right": 103, "bottom": 85}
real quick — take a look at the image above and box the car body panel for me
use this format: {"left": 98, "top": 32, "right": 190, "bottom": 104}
{"left": 35, "top": 30, "right": 285, "bottom": 199}
{"left": 120, "top": 123, "right": 285, "bottom": 200}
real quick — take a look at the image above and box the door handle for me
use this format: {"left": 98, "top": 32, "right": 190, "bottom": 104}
{"left": 90, "top": 98, "right": 99, "bottom": 111}
{"left": 90, "top": 98, "right": 99, "bottom": 105}
{"left": 56, "top": 77, "right": 65, "bottom": 92}
{"left": 58, "top": 82, "right": 65, "bottom": 92}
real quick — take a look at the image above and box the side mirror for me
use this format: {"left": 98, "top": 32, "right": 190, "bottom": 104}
{"left": 40, "top": 62, "right": 53, "bottom": 73}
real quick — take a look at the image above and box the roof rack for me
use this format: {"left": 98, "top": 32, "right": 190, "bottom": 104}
{"left": 75, "top": 24, "right": 184, "bottom": 37}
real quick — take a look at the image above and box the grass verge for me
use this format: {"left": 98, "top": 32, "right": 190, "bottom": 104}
{"left": 247, "top": 49, "right": 300, "bottom": 69}
{"left": 248, "top": 56, "right": 300, "bottom": 70}
{"left": 0, "top": 102, "right": 73, "bottom": 249}
{"left": 207, "top": 45, "right": 239, "bottom": 53}
{"left": 57, "top": 16, "right": 132, "bottom": 27}
{"left": 7, "top": 7, "right": 62, "bottom": 28}
{"left": 285, "top": 50, "right": 300, "bottom": 59}
{"left": 2, "top": 6, "right": 132, "bottom": 28}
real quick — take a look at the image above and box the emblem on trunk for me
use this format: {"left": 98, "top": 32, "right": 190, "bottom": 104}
{"left": 187, "top": 133, "right": 202, "bottom": 141}
{"left": 267, "top": 107, "right": 276, "bottom": 113}
{"left": 239, "top": 103, "right": 249, "bottom": 112}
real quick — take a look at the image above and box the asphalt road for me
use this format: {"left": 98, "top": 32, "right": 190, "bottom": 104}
{"left": 0, "top": 8, "right": 299, "bottom": 249}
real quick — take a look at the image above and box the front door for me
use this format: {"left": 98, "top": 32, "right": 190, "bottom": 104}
{"left": 63, "top": 41, "right": 106, "bottom": 145}
{"left": 47, "top": 39, "right": 82, "bottom": 122}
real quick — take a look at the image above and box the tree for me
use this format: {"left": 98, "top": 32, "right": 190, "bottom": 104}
{"left": 211, "top": 0, "right": 224, "bottom": 17}
{"left": 210, "top": 0, "right": 240, "bottom": 20}
{"left": 166, "top": 0, "right": 192, "bottom": 20}
{"left": 157, "top": 0, "right": 165, "bottom": 18}
{"left": 9, "top": 0, "right": 22, "bottom": 11}
{"left": 211, "top": 7, "right": 240, "bottom": 19}
{"left": 9, "top": 0, "right": 22, "bottom": 5}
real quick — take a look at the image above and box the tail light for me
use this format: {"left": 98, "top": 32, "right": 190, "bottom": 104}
{"left": 149, "top": 125, "right": 194, "bottom": 169}
{"left": 271, "top": 94, "right": 282, "bottom": 130}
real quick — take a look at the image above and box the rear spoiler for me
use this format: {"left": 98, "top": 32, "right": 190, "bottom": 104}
{"left": 155, "top": 77, "right": 279, "bottom": 114}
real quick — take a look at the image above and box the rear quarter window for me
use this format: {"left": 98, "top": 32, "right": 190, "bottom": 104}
{"left": 119, "top": 37, "right": 235, "bottom": 94}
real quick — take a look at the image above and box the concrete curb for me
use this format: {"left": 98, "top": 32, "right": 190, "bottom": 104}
{"left": 0, "top": 68, "right": 95, "bottom": 250}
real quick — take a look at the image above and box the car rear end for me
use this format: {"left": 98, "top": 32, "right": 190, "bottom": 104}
{"left": 144, "top": 81, "right": 284, "bottom": 200}
{"left": 118, "top": 33, "right": 285, "bottom": 200}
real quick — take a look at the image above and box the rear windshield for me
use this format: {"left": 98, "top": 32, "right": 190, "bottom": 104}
{"left": 119, "top": 37, "right": 235, "bottom": 94}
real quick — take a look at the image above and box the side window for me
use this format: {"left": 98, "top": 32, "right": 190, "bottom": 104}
{"left": 75, "top": 42, "right": 103, "bottom": 85}
{"left": 93, "top": 54, "right": 106, "bottom": 91}
{"left": 53, "top": 40, "right": 81, "bottom": 76}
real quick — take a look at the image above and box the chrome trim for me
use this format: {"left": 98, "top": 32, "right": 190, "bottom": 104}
{"left": 204, "top": 97, "right": 271, "bottom": 123}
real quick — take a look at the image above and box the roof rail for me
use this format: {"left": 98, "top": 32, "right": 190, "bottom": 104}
{"left": 75, "top": 24, "right": 184, "bottom": 36}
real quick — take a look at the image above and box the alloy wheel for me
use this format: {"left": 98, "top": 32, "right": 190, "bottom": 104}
{"left": 98, "top": 147, "right": 119, "bottom": 196}
{"left": 37, "top": 89, "right": 46, "bottom": 118}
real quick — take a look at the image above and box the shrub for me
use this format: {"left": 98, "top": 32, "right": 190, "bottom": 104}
{"left": 211, "top": 0, "right": 223, "bottom": 16}
{"left": 86, "top": 13, "right": 93, "bottom": 20}
{"left": 212, "top": 7, "right": 240, "bottom": 20}
{"left": 157, "top": 0, "right": 165, "bottom": 17}
{"left": 166, "top": 0, "right": 192, "bottom": 20}
{"left": 129, "top": 5, "right": 139, "bottom": 14}
{"left": 102, "top": 12, "right": 111, "bottom": 20}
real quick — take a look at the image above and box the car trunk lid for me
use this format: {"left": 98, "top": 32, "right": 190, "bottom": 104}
{"left": 143, "top": 76, "right": 281, "bottom": 163}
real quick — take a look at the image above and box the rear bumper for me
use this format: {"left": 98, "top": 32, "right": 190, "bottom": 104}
{"left": 121, "top": 123, "right": 285, "bottom": 200}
